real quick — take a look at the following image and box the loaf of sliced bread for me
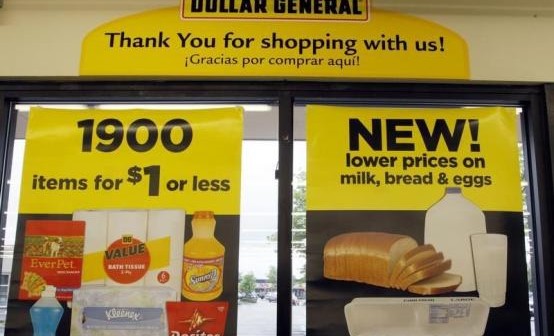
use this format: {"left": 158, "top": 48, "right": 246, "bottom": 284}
{"left": 397, "top": 259, "right": 452, "bottom": 290}
{"left": 323, "top": 232, "right": 418, "bottom": 288}
{"left": 407, "top": 272, "right": 462, "bottom": 295}
{"left": 323, "top": 233, "right": 460, "bottom": 295}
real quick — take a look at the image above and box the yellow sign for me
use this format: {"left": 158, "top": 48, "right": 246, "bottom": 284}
{"left": 180, "top": 0, "right": 370, "bottom": 21}
{"left": 19, "top": 107, "right": 243, "bottom": 215}
{"left": 80, "top": 7, "right": 469, "bottom": 79}
{"left": 307, "top": 106, "right": 522, "bottom": 211}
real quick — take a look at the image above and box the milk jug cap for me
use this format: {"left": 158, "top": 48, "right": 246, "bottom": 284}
{"left": 445, "top": 187, "right": 462, "bottom": 194}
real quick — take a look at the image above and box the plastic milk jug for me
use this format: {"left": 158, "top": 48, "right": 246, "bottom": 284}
{"left": 30, "top": 285, "right": 63, "bottom": 336}
{"left": 182, "top": 211, "right": 225, "bottom": 301}
{"left": 424, "top": 187, "right": 486, "bottom": 292}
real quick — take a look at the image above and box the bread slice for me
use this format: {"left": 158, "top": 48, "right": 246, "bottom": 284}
{"left": 392, "top": 252, "right": 444, "bottom": 289}
{"left": 407, "top": 272, "right": 462, "bottom": 295}
{"left": 323, "top": 232, "right": 417, "bottom": 288}
{"left": 397, "top": 259, "right": 452, "bottom": 290}
{"left": 388, "top": 244, "right": 436, "bottom": 287}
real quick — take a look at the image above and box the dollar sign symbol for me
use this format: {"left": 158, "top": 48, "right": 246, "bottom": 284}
{"left": 127, "top": 165, "right": 143, "bottom": 184}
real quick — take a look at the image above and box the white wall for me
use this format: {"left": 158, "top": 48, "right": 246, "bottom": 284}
{"left": 0, "top": 0, "right": 553, "bottom": 81}
{"left": 423, "top": 14, "right": 554, "bottom": 81}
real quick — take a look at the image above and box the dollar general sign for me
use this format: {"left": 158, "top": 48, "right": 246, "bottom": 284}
{"left": 180, "top": 0, "right": 370, "bottom": 21}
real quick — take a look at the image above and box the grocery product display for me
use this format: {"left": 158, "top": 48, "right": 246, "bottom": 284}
{"left": 7, "top": 106, "right": 243, "bottom": 335}
{"left": 14, "top": 209, "right": 233, "bottom": 335}
{"left": 306, "top": 106, "right": 530, "bottom": 335}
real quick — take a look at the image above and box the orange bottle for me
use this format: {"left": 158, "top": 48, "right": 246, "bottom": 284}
{"left": 182, "top": 211, "right": 225, "bottom": 301}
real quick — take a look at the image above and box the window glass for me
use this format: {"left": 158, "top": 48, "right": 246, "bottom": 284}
{"left": 0, "top": 100, "right": 539, "bottom": 336}
{"left": 294, "top": 103, "right": 535, "bottom": 336}
{"left": 1, "top": 102, "right": 280, "bottom": 336}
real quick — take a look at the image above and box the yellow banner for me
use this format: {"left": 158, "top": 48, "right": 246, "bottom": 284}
{"left": 19, "top": 107, "right": 243, "bottom": 215}
{"left": 80, "top": 7, "right": 469, "bottom": 79}
{"left": 307, "top": 106, "right": 522, "bottom": 211}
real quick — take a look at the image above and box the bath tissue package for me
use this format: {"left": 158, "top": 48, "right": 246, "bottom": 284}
{"left": 73, "top": 209, "right": 185, "bottom": 293}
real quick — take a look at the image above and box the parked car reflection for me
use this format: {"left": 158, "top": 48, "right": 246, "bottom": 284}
{"left": 239, "top": 292, "right": 258, "bottom": 303}
{"left": 265, "top": 291, "right": 277, "bottom": 303}
{"left": 264, "top": 292, "right": 304, "bottom": 305}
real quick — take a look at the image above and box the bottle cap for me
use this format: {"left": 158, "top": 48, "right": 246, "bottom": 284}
{"left": 42, "top": 285, "right": 57, "bottom": 298}
{"left": 193, "top": 211, "right": 214, "bottom": 219}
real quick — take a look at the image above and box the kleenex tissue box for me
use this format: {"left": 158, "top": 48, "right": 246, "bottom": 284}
{"left": 70, "top": 286, "right": 177, "bottom": 336}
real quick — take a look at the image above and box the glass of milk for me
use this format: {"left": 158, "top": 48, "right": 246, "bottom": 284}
{"left": 470, "top": 233, "right": 508, "bottom": 307}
